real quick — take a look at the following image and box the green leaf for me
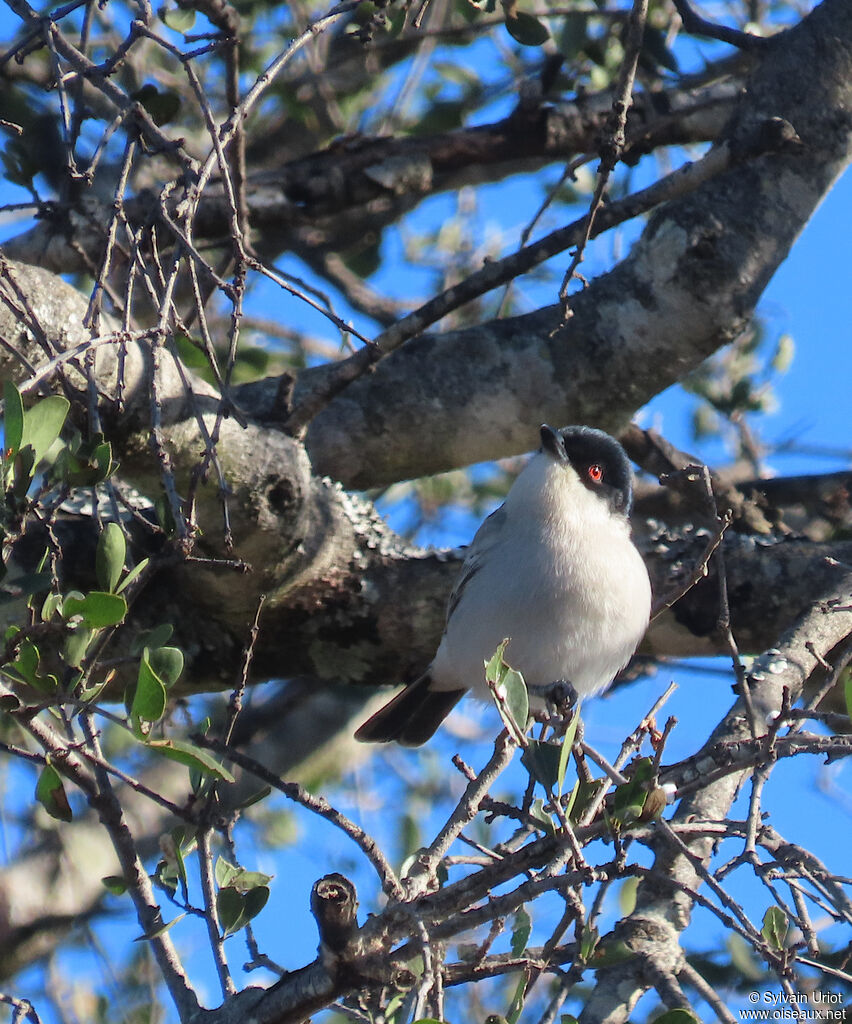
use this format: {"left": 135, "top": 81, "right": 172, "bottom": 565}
{"left": 9, "top": 639, "right": 37, "bottom": 683}
{"left": 63, "top": 626, "right": 93, "bottom": 668}
{"left": 147, "top": 646, "right": 184, "bottom": 688}
{"left": 504, "top": 9, "right": 549, "bottom": 46}
{"left": 559, "top": 11, "right": 588, "bottom": 60}
{"left": 102, "top": 875, "right": 128, "bottom": 894}
{"left": 618, "top": 876, "right": 639, "bottom": 916}
{"left": 510, "top": 907, "right": 531, "bottom": 957}
{"left": 216, "top": 885, "right": 244, "bottom": 936}
{"left": 342, "top": 239, "right": 382, "bottom": 279}
{"left": 217, "top": 884, "right": 270, "bottom": 936}
{"left": 153, "top": 857, "right": 180, "bottom": 897}
{"left": 761, "top": 906, "right": 788, "bottom": 950}
{"left": 640, "top": 25, "right": 680, "bottom": 73}
{"left": 56, "top": 433, "right": 117, "bottom": 486}
{"left": 506, "top": 972, "right": 526, "bottom": 1024}
{"left": 132, "top": 650, "right": 168, "bottom": 723}
{"left": 557, "top": 705, "right": 582, "bottom": 794}
{"left": 238, "top": 869, "right": 274, "bottom": 889}
{"left": 611, "top": 757, "right": 655, "bottom": 827}
{"left": 563, "top": 778, "right": 581, "bottom": 821}
{"left": 116, "top": 557, "right": 150, "bottom": 595}
{"left": 63, "top": 591, "right": 127, "bottom": 629}
{"left": 772, "top": 333, "right": 795, "bottom": 373}
{"left": 96, "top": 522, "right": 126, "bottom": 593}
{"left": 40, "top": 591, "right": 62, "bottom": 621}
{"left": 135, "top": 913, "right": 185, "bottom": 941}
{"left": 155, "top": 495, "right": 177, "bottom": 536}
{"left": 844, "top": 670, "right": 852, "bottom": 724}
{"left": 174, "top": 332, "right": 209, "bottom": 369}
{"left": 22, "top": 395, "right": 70, "bottom": 465}
{"left": 9, "top": 447, "right": 34, "bottom": 497}
{"left": 1, "top": 638, "right": 58, "bottom": 696}
{"left": 579, "top": 923, "right": 598, "bottom": 961}
{"left": 168, "top": 826, "right": 190, "bottom": 903}
{"left": 484, "top": 638, "right": 511, "bottom": 684}
{"left": 36, "top": 761, "right": 73, "bottom": 822}
{"left": 528, "top": 797, "right": 555, "bottom": 835}
{"left": 130, "top": 623, "right": 174, "bottom": 656}
{"left": 214, "top": 857, "right": 271, "bottom": 891}
{"left": 131, "top": 84, "right": 182, "bottom": 126}
{"left": 215, "top": 856, "right": 240, "bottom": 888}
{"left": 568, "top": 776, "right": 604, "bottom": 824}
{"left": 162, "top": 5, "right": 196, "bottom": 32}
{"left": 501, "top": 667, "right": 529, "bottom": 734}
{"left": 485, "top": 640, "right": 529, "bottom": 737}
{"left": 3, "top": 380, "right": 24, "bottom": 457}
{"left": 522, "top": 740, "right": 562, "bottom": 790}
{"left": 2, "top": 639, "right": 58, "bottom": 692}
{"left": 652, "top": 1012, "right": 699, "bottom": 1024}
{"left": 147, "top": 738, "right": 235, "bottom": 782}
{"left": 2, "top": 145, "right": 33, "bottom": 188}
{"left": 726, "top": 933, "right": 764, "bottom": 981}
{"left": 90, "top": 440, "right": 116, "bottom": 482}
{"left": 242, "top": 883, "right": 270, "bottom": 923}
{"left": 77, "top": 672, "right": 113, "bottom": 704}
{"left": 588, "top": 938, "right": 635, "bottom": 968}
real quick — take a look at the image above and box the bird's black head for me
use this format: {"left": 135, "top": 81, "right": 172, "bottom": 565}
{"left": 540, "top": 424, "right": 635, "bottom": 516}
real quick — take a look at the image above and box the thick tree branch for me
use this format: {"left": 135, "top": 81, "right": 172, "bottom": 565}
{"left": 292, "top": 0, "right": 852, "bottom": 488}
{"left": 1, "top": 79, "right": 738, "bottom": 276}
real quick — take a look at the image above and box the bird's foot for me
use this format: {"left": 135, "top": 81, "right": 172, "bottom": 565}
{"left": 529, "top": 680, "right": 583, "bottom": 740}
{"left": 528, "top": 678, "right": 578, "bottom": 708}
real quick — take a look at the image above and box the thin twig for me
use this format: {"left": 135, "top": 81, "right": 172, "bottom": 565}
{"left": 677, "top": 961, "right": 737, "bottom": 1024}
{"left": 194, "top": 736, "right": 404, "bottom": 899}
{"left": 197, "top": 828, "right": 237, "bottom": 998}
{"left": 412, "top": 731, "right": 517, "bottom": 895}
{"left": 673, "top": 0, "right": 767, "bottom": 51}
{"left": 559, "top": 0, "right": 648, "bottom": 317}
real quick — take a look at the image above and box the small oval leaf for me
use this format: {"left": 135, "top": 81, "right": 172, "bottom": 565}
{"left": 147, "top": 646, "right": 184, "bottom": 688}
{"left": 504, "top": 9, "right": 549, "bottom": 46}
{"left": 133, "top": 650, "right": 168, "bottom": 723}
{"left": 510, "top": 907, "right": 531, "bottom": 956}
{"left": 63, "top": 592, "right": 127, "bottom": 629}
{"left": 96, "top": 522, "right": 126, "bottom": 593}
{"left": 3, "top": 380, "right": 24, "bottom": 457}
{"left": 147, "top": 738, "right": 235, "bottom": 782}
{"left": 22, "top": 395, "right": 70, "bottom": 465}
{"left": 36, "top": 762, "right": 73, "bottom": 822}
{"left": 761, "top": 905, "right": 788, "bottom": 950}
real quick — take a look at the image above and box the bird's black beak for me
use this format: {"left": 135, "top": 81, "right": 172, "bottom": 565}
{"left": 540, "top": 424, "right": 564, "bottom": 460}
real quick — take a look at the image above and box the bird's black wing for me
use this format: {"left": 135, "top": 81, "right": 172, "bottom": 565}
{"left": 354, "top": 674, "right": 464, "bottom": 746}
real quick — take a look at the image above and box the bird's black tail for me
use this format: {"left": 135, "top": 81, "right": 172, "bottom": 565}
{"left": 354, "top": 675, "right": 464, "bottom": 746}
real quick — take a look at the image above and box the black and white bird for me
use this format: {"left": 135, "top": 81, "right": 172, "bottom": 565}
{"left": 356, "top": 425, "right": 652, "bottom": 746}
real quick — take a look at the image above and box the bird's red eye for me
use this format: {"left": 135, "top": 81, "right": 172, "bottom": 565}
{"left": 587, "top": 464, "right": 603, "bottom": 483}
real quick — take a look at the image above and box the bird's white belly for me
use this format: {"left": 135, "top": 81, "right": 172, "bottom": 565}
{"left": 430, "top": 531, "right": 649, "bottom": 699}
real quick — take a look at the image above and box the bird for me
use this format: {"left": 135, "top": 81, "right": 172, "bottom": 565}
{"left": 355, "top": 424, "right": 652, "bottom": 746}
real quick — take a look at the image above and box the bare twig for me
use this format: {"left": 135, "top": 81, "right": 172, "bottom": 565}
{"left": 197, "top": 828, "right": 237, "bottom": 998}
{"left": 558, "top": 0, "right": 648, "bottom": 317}
{"left": 194, "top": 737, "right": 404, "bottom": 899}
{"left": 673, "top": 0, "right": 767, "bottom": 51}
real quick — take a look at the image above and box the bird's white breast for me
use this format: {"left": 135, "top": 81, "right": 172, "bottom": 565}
{"left": 429, "top": 455, "right": 651, "bottom": 699}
